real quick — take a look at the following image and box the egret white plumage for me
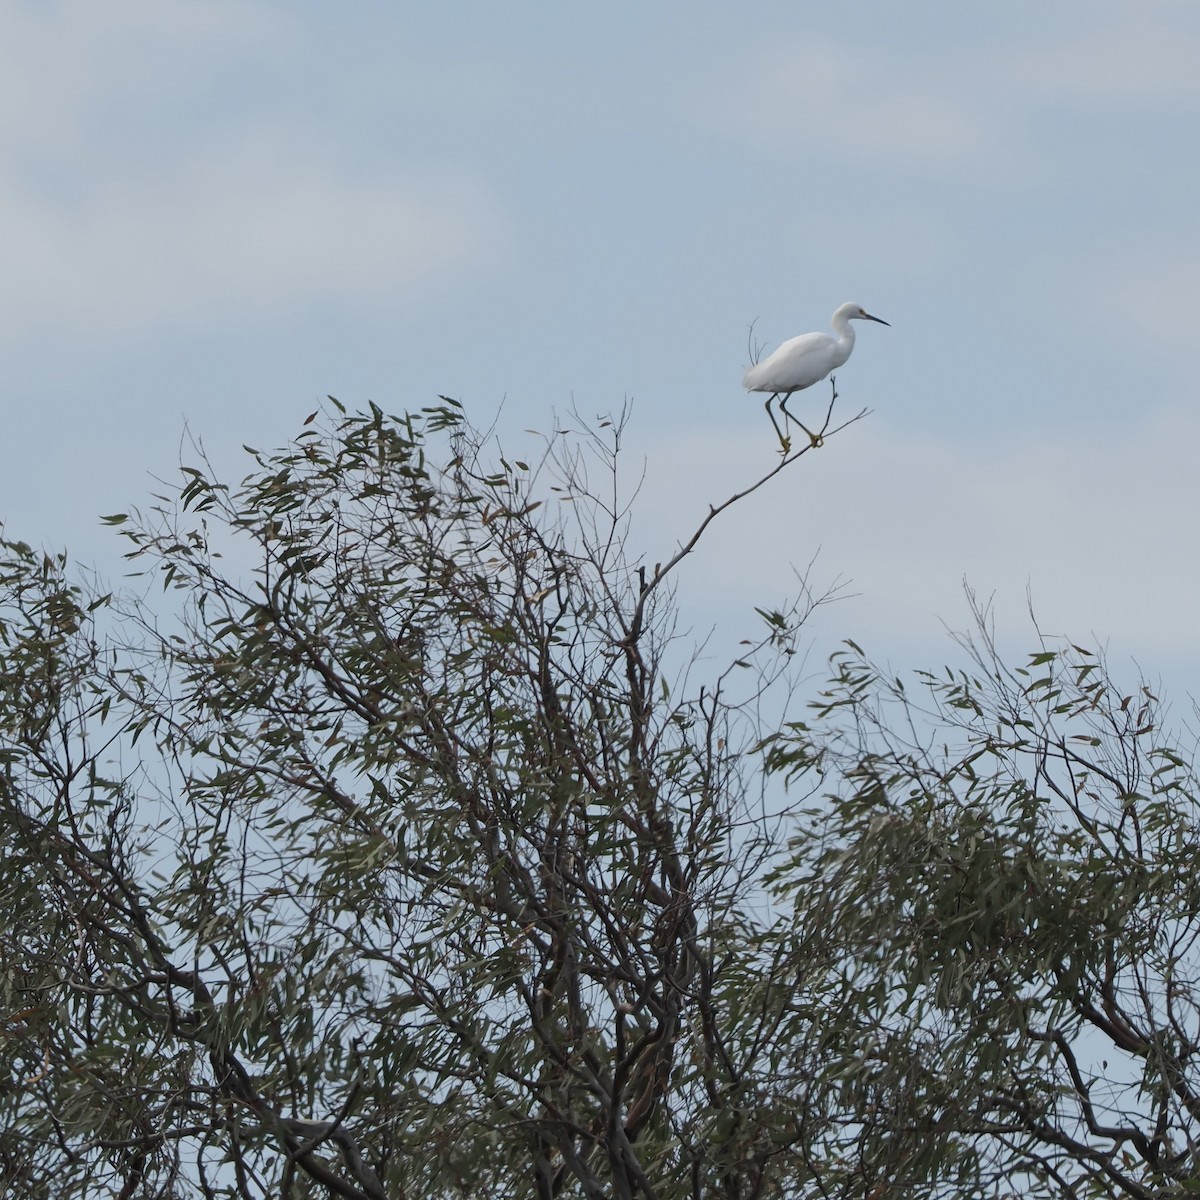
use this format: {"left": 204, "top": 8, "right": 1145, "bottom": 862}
{"left": 744, "top": 302, "right": 889, "bottom": 446}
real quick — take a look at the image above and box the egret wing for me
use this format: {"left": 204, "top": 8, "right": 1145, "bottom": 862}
{"left": 743, "top": 332, "right": 835, "bottom": 394}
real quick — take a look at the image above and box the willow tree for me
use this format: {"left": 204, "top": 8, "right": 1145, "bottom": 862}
{"left": 8, "top": 395, "right": 1198, "bottom": 1200}
{"left": 0, "top": 396, "right": 862, "bottom": 1200}
{"left": 765, "top": 609, "right": 1200, "bottom": 1200}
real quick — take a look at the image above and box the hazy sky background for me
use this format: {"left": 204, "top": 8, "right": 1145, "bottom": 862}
{"left": 3, "top": 1, "right": 1199, "bottom": 702}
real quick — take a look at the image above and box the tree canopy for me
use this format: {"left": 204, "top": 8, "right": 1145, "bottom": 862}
{"left": 2, "top": 399, "right": 1199, "bottom": 1200}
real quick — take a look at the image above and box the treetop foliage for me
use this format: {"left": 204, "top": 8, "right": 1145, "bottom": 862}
{"left": 2, "top": 399, "right": 1200, "bottom": 1200}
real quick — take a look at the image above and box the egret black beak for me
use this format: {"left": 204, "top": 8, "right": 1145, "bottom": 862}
{"left": 863, "top": 312, "right": 890, "bottom": 326}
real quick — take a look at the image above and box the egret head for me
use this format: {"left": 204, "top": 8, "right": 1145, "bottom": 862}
{"left": 846, "top": 303, "right": 890, "bottom": 327}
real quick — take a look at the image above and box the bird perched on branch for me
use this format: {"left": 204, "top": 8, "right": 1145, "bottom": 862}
{"left": 744, "top": 302, "right": 889, "bottom": 447}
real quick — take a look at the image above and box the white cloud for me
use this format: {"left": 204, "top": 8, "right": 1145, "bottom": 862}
{"left": 0, "top": 145, "right": 506, "bottom": 335}
{"left": 1013, "top": 21, "right": 1200, "bottom": 98}
{"left": 689, "top": 12, "right": 1200, "bottom": 191}
{"left": 0, "top": 1, "right": 281, "bottom": 149}
{"left": 631, "top": 404, "right": 1200, "bottom": 685}
{"left": 0, "top": 4, "right": 509, "bottom": 337}
{"left": 1079, "top": 250, "right": 1200, "bottom": 366}
{"left": 708, "top": 36, "right": 980, "bottom": 167}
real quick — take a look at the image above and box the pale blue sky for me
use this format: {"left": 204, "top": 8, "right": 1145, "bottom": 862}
{"left": 3, "top": 1, "right": 1199, "bottom": 692}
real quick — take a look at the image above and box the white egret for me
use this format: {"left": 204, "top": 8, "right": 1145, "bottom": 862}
{"left": 743, "top": 302, "right": 889, "bottom": 446}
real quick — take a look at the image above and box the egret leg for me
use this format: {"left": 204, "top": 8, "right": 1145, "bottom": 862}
{"left": 778, "top": 396, "right": 822, "bottom": 448}
{"left": 764, "top": 394, "right": 791, "bottom": 452}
